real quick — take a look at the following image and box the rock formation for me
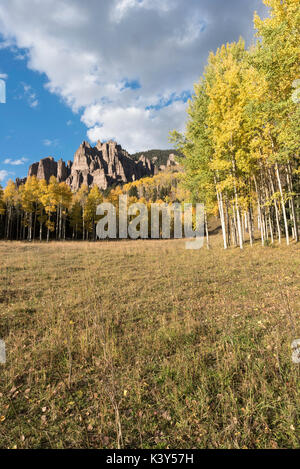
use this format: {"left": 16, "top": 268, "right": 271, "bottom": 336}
{"left": 27, "top": 140, "right": 155, "bottom": 191}
{"left": 27, "top": 141, "right": 180, "bottom": 191}
{"left": 28, "top": 157, "right": 58, "bottom": 182}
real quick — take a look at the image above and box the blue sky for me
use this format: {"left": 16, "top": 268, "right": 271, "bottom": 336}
{"left": 0, "top": 0, "right": 267, "bottom": 186}
{"left": 0, "top": 43, "right": 87, "bottom": 184}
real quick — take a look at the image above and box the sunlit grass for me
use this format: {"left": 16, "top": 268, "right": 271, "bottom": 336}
{"left": 0, "top": 235, "right": 299, "bottom": 448}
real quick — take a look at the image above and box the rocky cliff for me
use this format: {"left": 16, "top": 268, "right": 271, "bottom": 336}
{"left": 28, "top": 140, "right": 157, "bottom": 191}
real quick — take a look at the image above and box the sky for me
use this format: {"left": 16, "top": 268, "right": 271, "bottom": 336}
{"left": 0, "top": 0, "right": 267, "bottom": 185}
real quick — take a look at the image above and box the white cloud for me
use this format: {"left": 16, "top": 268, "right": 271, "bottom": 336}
{"left": 43, "top": 139, "right": 59, "bottom": 147}
{"left": 0, "top": 0, "right": 267, "bottom": 152}
{"left": 85, "top": 100, "right": 187, "bottom": 152}
{"left": 111, "top": 0, "right": 173, "bottom": 23}
{"left": 4, "top": 157, "right": 28, "bottom": 165}
{"left": 111, "top": 0, "right": 138, "bottom": 23}
{"left": 0, "top": 73, "right": 8, "bottom": 79}
{"left": 0, "top": 170, "right": 9, "bottom": 182}
{"left": 21, "top": 82, "right": 39, "bottom": 108}
{"left": 30, "top": 99, "right": 38, "bottom": 108}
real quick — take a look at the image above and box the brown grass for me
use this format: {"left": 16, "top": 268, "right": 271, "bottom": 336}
{"left": 0, "top": 235, "right": 299, "bottom": 448}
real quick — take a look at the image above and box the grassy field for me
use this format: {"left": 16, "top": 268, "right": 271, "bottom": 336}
{"left": 0, "top": 234, "right": 299, "bottom": 449}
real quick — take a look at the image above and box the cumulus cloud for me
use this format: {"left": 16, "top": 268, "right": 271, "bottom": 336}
{"left": 0, "top": 0, "right": 266, "bottom": 152}
{"left": 20, "top": 82, "right": 39, "bottom": 108}
{"left": 4, "top": 157, "right": 28, "bottom": 165}
{"left": 43, "top": 139, "right": 59, "bottom": 147}
{"left": 86, "top": 100, "right": 187, "bottom": 151}
{"left": 111, "top": 0, "right": 173, "bottom": 23}
{"left": 0, "top": 170, "right": 9, "bottom": 182}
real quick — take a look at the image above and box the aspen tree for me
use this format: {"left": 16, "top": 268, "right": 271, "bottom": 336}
{"left": 3, "top": 180, "right": 17, "bottom": 240}
{"left": 77, "top": 185, "right": 89, "bottom": 240}
{"left": 39, "top": 177, "right": 59, "bottom": 242}
{"left": 253, "top": 0, "right": 300, "bottom": 243}
{"left": 84, "top": 185, "right": 103, "bottom": 240}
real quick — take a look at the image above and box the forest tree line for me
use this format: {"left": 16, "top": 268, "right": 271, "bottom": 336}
{"left": 0, "top": 177, "right": 104, "bottom": 242}
{"left": 0, "top": 170, "right": 186, "bottom": 242}
{"left": 170, "top": 0, "right": 300, "bottom": 249}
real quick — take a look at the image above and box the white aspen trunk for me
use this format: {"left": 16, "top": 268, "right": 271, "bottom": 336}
{"left": 233, "top": 206, "right": 238, "bottom": 247}
{"left": 214, "top": 175, "right": 227, "bottom": 250}
{"left": 260, "top": 212, "right": 265, "bottom": 245}
{"left": 263, "top": 211, "right": 268, "bottom": 240}
{"left": 286, "top": 164, "right": 298, "bottom": 242}
{"left": 242, "top": 213, "right": 245, "bottom": 239}
{"left": 274, "top": 199, "right": 281, "bottom": 243}
{"left": 275, "top": 163, "right": 289, "bottom": 245}
{"left": 268, "top": 213, "right": 274, "bottom": 244}
{"left": 231, "top": 158, "right": 243, "bottom": 250}
{"left": 230, "top": 216, "right": 236, "bottom": 246}
{"left": 247, "top": 210, "right": 253, "bottom": 247}
{"left": 289, "top": 199, "right": 295, "bottom": 239}
{"left": 253, "top": 176, "right": 265, "bottom": 246}
{"left": 219, "top": 192, "right": 227, "bottom": 250}
{"left": 225, "top": 201, "right": 231, "bottom": 247}
{"left": 264, "top": 185, "right": 274, "bottom": 244}
{"left": 267, "top": 167, "right": 281, "bottom": 243}
{"left": 236, "top": 205, "right": 243, "bottom": 249}
{"left": 205, "top": 210, "right": 210, "bottom": 249}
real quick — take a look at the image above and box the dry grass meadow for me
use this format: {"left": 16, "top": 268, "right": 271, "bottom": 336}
{"left": 0, "top": 233, "right": 299, "bottom": 449}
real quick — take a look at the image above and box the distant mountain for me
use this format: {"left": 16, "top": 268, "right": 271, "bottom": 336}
{"left": 22, "top": 142, "right": 180, "bottom": 191}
